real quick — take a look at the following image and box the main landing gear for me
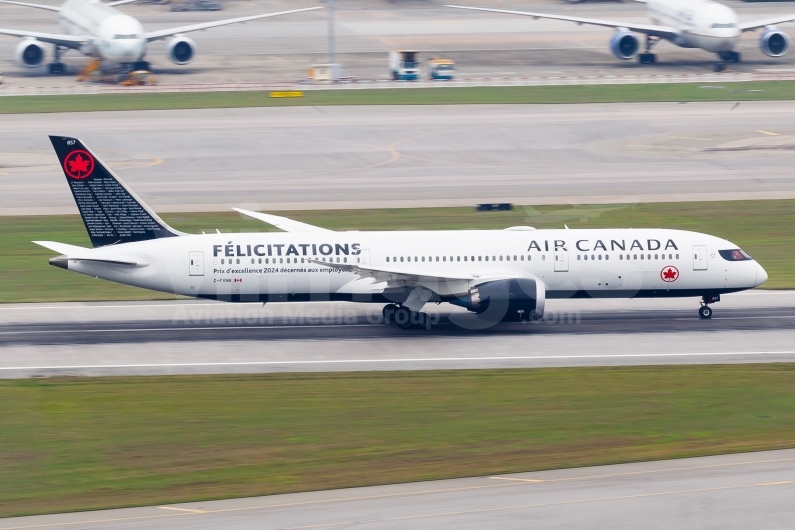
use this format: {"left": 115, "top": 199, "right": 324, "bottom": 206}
{"left": 714, "top": 51, "right": 741, "bottom": 72}
{"left": 699, "top": 294, "right": 720, "bottom": 319}
{"left": 638, "top": 36, "right": 660, "bottom": 65}
{"left": 382, "top": 304, "right": 432, "bottom": 330}
{"left": 47, "top": 45, "right": 67, "bottom": 75}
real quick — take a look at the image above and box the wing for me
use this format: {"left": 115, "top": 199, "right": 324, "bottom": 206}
{"left": 740, "top": 15, "right": 795, "bottom": 32}
{"left": 145, "top": 6, "right": 322, "bottom": 42}
{"left": 107, "top": 0, "right": 140, "bottom": 6}
{"left": 311, "top": 259, "right": 475, "bottom": 286}
{"left": 0, "top": 0, "right": 60, "bottom": 11}
{"left": 311, "top": 259, "right": 539, "bottom": 311}
{"left": 232, "top": 208, "right": 334, "bottom": 234}
{"left": 0, "top": 28, "right": 87, "bottom": 48}
{"left": 446, "top": 5, "right": 679, "bottom": 40}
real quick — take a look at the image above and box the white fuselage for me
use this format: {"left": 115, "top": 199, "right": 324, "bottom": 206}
{"left": 646, "top": 0, "right": 740, "bottom": 52}
{"left": 62, "top": 228, "right": 767, "bottom": 304}
{"left": 59, "top": 0, "right": 145, "bottom": 62}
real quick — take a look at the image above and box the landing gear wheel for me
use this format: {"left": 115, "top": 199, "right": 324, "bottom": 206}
{"left": 382, "top": 304, "right": 398, "bottom": 324}
{"left": 393, "top": 306, "right": 412, "bottom": 330}
{"left": 714, "top": 61, "right": 726, "bottom": 72}
{"left": 48, "top": 62, "right": 66, "bottom": 75}
{"left": 133, "top": 60, "right": 150, "bottom": 71}
{"left": 391, "top": 307, "right": 430, "bottom": 330}
{"left": 414, "top": 311, "right": 429, "bottom": 329}
{"left": 720, "top": 51, "right": 741, "bottom": 63}
{"left": 699, "top": 306, "right": 713, "bottom": 319}
{"left": 638, "top": 53, "right": 657, "bottom": 65}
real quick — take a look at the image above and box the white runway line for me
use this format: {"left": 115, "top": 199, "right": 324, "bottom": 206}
{"left": 0, "top": 313, "right": 792, "bottom": 334}
{"left": 2, "top": 350, "right": 795, "bottom": 371}
{"left": 0, "top": 324, "right": 376, "bottom": 335}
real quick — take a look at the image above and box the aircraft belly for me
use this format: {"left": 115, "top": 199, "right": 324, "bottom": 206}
{"left": 688, "top": 34, "right": 738, "bottom": 52}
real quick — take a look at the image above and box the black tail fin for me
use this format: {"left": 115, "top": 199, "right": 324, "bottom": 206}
{"left": 49, "top": 135, "right": 181, "bottom": 248}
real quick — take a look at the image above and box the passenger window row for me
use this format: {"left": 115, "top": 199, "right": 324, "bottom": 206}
{"left": 576, "top": 253, "right": 680, "bottom": 261}
{"left": 386, "top": 255, "right": 538, "bottom": 263}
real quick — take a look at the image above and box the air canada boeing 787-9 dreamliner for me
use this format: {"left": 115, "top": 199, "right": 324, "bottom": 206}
{"left": 35, "top": 136, "right": 768, "bottom": 329}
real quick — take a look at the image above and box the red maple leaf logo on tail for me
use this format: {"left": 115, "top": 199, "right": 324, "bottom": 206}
{"left": 69, "top": 155, "right": 89, "bottom": 174}
{"left": 63, "top": 150, "right": 95, "bottom": 179}
{"left": 661, "top": 266, "right": 679, "bottom": 282}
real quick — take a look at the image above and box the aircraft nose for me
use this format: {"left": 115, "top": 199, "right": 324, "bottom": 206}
{"left": 756, "top": 263, "right": 768, "bottom": 287}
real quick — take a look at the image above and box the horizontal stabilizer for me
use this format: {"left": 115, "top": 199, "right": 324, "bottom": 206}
{"left": 33, "top": 240, "right": 89, "bottom": 255}
{"left": 233, "top": 208, "right": 334, "bottom": 233}
{"left": 68, "top": 257, "right": 148, "bottom": 267}
{"left": 33, "top": 241, "right": 148, "bottom": 268}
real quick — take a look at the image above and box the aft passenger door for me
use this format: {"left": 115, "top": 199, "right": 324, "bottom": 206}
{"left": 189, "top": 251, "right": 204, "bottom": 276}
{"left": 693, "top": 245, "right": 708, "bottom": 271}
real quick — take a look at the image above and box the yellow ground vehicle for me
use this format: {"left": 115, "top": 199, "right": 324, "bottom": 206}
{"left": 119, "top": 70, "right": 157, "bottom": 86}
{"left": 77, "top": 59, "right": 156, "bottom": 85}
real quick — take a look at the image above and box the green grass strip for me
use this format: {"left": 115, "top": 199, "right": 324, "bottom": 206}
{"left": 1, "top": 366, "right": 794, "bottom": 517}
{"left": 1, "top": 81, "right": 795, "bottom": 114}
{"left": 3, "top": 199, "right": 794, "bottom": 303}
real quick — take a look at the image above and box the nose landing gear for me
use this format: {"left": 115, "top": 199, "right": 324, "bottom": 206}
{"left": 719, "top": 51, "right": 741, "bottom": 63}
{"left": 699, "top": 294, "right": 720, "bottom": 319}
{"left": 714, "top": 51, "right": 740, "bottom": 72}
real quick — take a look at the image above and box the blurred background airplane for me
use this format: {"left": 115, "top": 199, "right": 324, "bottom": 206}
{"left": 448, "top": 0, "right": 795, "bottom": 72}
{"left": 0, "top": 0, "right": 320, "bottom": 74}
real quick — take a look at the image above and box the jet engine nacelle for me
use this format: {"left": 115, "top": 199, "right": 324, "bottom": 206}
{"left": 760, "top": 29, "right": 790, "bottom": 57}
{"left": 167, "top": 36, "right": 197, "bottom": 65}
{"left": 610, "top": 31, "right": 640, "bottom": 60}
{"left": 465, "top": 277, "right": 546, "bottom": 322}
{"left": 15, "top": 39, "right": 47, "bottom": 68}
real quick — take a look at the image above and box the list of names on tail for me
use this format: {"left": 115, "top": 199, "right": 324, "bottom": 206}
{"left": 50, "top": 135, "right": 177, "bottom": 247}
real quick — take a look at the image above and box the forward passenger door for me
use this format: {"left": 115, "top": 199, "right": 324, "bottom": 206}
{"left": 554, "top": 249, "right": 569, "bottom": 272}
{"left": 693, "top": 245, "right": 708, "bottom": 271}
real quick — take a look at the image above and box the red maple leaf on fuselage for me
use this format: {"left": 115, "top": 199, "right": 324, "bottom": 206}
{"left": 663, "top": 268, "right": 677, "bottom": 280}
{"left": 68, "top": 154, "right": 90, "bottom": 175}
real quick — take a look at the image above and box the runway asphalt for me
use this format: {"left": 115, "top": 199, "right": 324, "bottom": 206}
{"left": 1, "top": 0, "right": 795, "bottom": 86}
{"left": 1, "top": 289, "right": 793, "bottom": 378}
{"left": 3, "top": 101, "right": 795, "bottom": 214}
{"left": 1, "top": 448, "right": 793, "bottom": 529}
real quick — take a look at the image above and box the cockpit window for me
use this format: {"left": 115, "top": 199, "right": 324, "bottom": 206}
{"left": 719, "top": 249, "right": 753, "bottom": 261}
{"left": 114, "top": 34, "right": 138, "bottom": 40}
{"left": 711, "top": 23, "right": 737, "bottom": 29}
